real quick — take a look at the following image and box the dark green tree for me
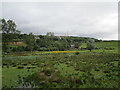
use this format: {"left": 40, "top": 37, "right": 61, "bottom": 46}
{"left": 1, "top": 19, "right": 21, "bottom": 34}
{"left": 24, "top": 33, "right": 36, "bottom": 51}
{"left": 46, "top": 32, "right": 54, "bottom": 36}
{"left": 1, "top": 19, "right": 8, "bottom": 33}
{"left": 87, "top": 39, "right": 95, "bottom": 52}
{"left": 0, "top": 19, "right": 21, "bottom": 52}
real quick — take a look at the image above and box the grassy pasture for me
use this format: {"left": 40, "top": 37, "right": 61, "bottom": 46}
{"left": 80, "top": 41, "right": 119, "bottom": 53}
{"left": 2, "top": 41, "right": 120, "bottom": 88}
{"left": 2, "top": 52, "right": 120, "bottom": 88}
{"left": 80, "top": 41, "right": 118, "bottom": 48}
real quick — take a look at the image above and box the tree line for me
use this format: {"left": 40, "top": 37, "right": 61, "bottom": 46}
{"left": 0, "top": 18, "right": 96, "bottom": 53}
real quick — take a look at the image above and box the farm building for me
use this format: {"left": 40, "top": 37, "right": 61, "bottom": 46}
{"left": 71, "top": 44, "right": 79, "bottom": 49}
{"left": 10, "top": 41, "right": 23, "bottom": 45}
{"left": 34, "top": 36, "right": 40, "bottom": 39}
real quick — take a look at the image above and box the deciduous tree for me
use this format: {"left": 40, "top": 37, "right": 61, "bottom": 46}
{"left": 87, "top": 39, "right": 95, "bottom": 51}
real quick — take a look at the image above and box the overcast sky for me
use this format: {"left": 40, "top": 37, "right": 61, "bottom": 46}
{"left": 2, "top": 2, "right": 118, "bottom": 40}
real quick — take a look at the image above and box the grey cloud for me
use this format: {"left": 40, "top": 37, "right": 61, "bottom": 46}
{"left": 2, "top": 2, "right": 118, "bottom": 40}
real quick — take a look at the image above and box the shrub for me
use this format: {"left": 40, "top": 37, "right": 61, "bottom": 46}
{"left": 42, "top": 67, "right": 54, "bottom": 76}
{"left": 17, "top": 46, "right": 25, "bottom": 52}
{"left": 75, "top": 52, "right": 80, "bottom": 55}
{"left": 6, "top": 65, "right": 9, "bottom": 68}
{"left": 17, "top": 66, "right": 24, "bottom": 69}
{"left": 38, "top": 47, "right": 48, "bottom": 51}
{"left": 27, "top": 66, "right": 36, "bottom": 69}
{"left": 12, "top": 65, "right": 17, "bottom": 67}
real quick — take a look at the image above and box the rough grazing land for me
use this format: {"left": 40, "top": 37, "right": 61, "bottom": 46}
{"left": 2, "top": 51, "right": 120, "bottom": 88}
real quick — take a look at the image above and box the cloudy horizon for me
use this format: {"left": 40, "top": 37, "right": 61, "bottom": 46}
{"left": 2, "top": 2, "right": 118, "bottom": 40}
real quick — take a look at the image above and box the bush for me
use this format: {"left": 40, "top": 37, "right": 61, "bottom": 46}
{"left": 42, "top": 67, "right": 55, "bottom": 76}
{"left": 27, "top": 66, "right": 36, "bottom": 69}
{"left": 12, "top": 47, "right": 17, "bottom": 52}
{"left": 17, "top": 46, "right": 25, "bottom": 52}
{"left": 38, "top": 47, "right": 48, "bottom": 51}
{"left": 17, "top": 66, "right": 24, "bottom": 69}
{"left": 75, "top": 52, "right": 80, "bottom": 55}
{"left": 12, "top": 65, "right": 17, "bottom": 67}
{"left": 11, "top": 46, "right": 26, "bottom": 52}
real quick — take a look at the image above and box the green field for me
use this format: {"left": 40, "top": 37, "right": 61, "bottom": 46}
{"left": 2, "top": 41, "right": 120, "bottom": 88}
{"left": 80, "top": 41, "right": 118, "bottom": 53}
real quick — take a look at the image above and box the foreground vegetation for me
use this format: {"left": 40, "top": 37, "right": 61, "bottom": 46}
{"left": 2, "top": 49, "right": 120, "bottom": 88}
